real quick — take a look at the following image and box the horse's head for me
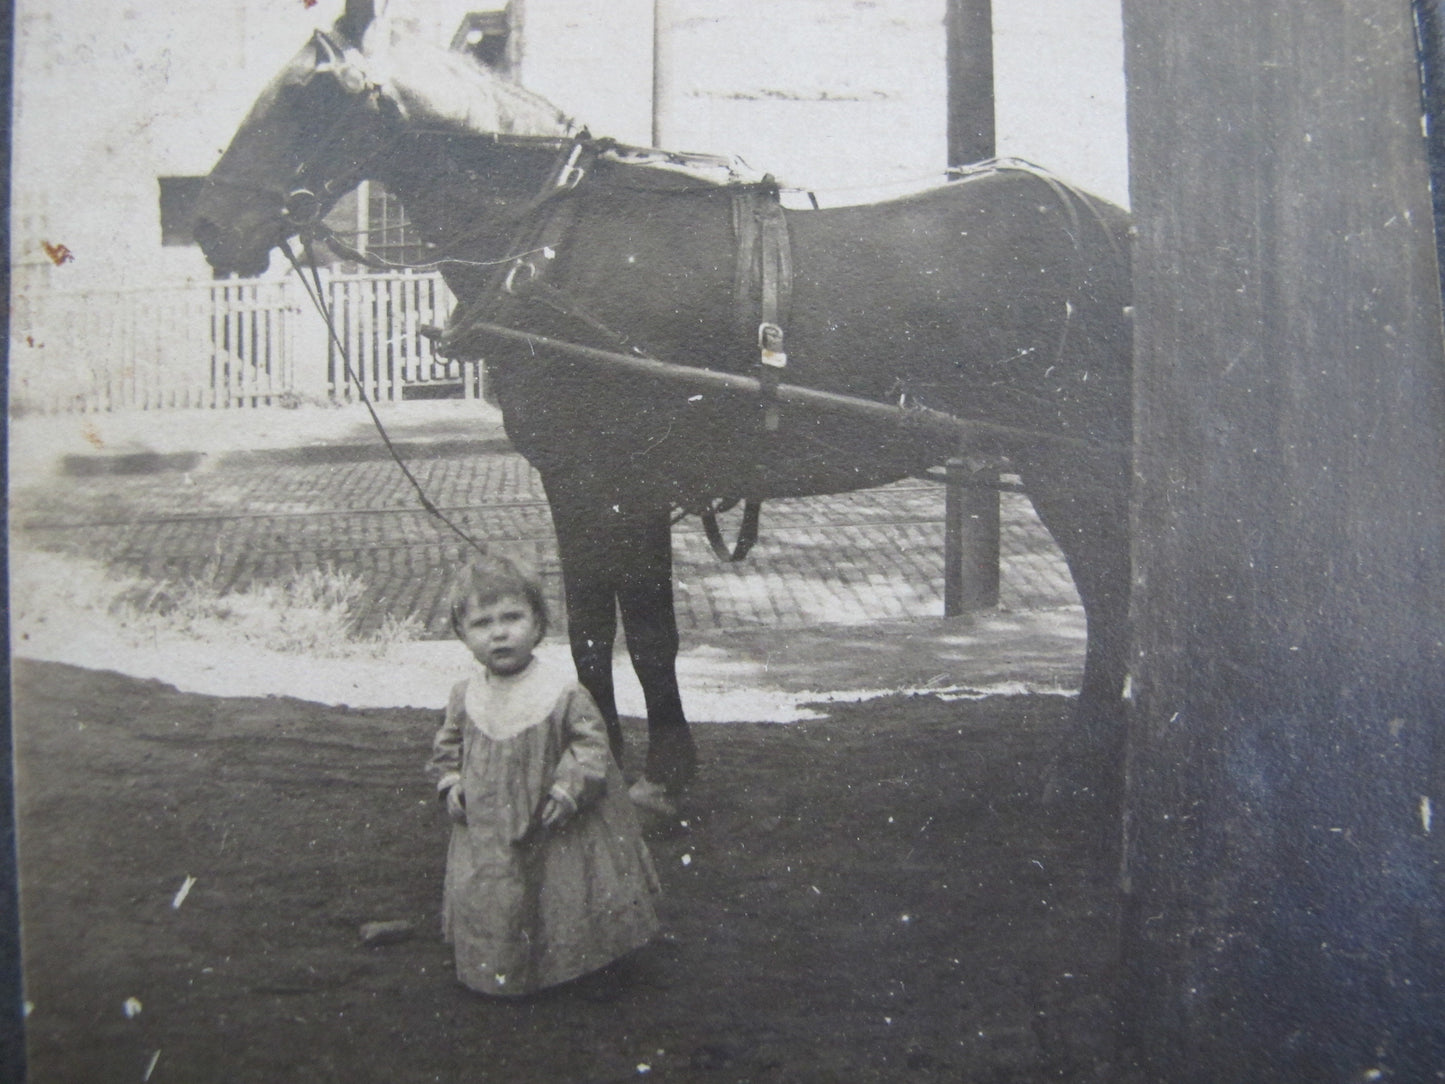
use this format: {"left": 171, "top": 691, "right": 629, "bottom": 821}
{"left": 193, "top": 1, "right": 394, "bottom": 276}
{"left": 194, "top": 0, "right": 572, "bottom": 277}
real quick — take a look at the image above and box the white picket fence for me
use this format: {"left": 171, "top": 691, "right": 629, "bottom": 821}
{"left": 9, "top": 270, "right": 479, "bottom": 414}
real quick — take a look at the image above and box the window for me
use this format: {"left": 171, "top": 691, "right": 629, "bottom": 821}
{"left": 365, "top": 183, "right": 430, "bottom": 265}
{"left": 318, "top": 182, "right": 430, "bottom": 268}
{"left": 158, "top": 176, "right": 206, "bottom": 246}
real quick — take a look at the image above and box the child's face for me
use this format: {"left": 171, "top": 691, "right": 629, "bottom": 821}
{"left": 459, "top": 594, "right": 542, "bottom": 676}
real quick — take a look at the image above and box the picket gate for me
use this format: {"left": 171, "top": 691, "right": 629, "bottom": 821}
{"left": 324, "top": 271, "right": 478, "bottom": 402}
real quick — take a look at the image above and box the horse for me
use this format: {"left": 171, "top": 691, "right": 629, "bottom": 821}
{"left": 193, "top": 2, "right": 1134, "bottom": 809}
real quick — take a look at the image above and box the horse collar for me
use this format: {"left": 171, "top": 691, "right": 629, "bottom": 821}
{"left": 500, "top": 137, "right": 595, "bottom": 293}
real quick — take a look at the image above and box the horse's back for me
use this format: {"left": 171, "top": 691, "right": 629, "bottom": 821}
{"left": 782, "top": 169, "right": 1131, "bottom": 449}
{"left": 493, "top": 160, "right": 1132, "bottom": 501}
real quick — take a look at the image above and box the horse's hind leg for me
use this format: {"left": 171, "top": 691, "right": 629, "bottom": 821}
{"left": 615, "top": 505, "right": 697, "bottom": 794}
{"left": 1017, "top": 449, "right": 1132, "bottom": 810}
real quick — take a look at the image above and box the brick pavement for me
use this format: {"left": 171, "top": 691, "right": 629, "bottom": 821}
{"left": 12, "top": 441, "right": 1079, "bottom": 640}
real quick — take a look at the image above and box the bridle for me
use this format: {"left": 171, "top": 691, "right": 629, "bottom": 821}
{"left": 245, "top": 42, "right": 772, "bottom": 561}
{"left": 203, "top": 31, "right": 403, "bottom": 246}
{"left": 285, "top": 42, "right": 399, "bottom": 223}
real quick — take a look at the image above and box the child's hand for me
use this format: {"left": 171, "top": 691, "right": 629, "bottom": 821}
{"left": 444, "top": 785, "right": 468, "bottom": 825}
{"left": 540, "top": 792, "right": 576, "bottom": 829}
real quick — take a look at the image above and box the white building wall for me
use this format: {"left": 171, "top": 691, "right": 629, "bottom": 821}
{"left": 516, "top": 0, "right": 1126, "bottom": 203}
{"left": 515, "top": 0, "right": 657, "bottom": 145}
{"left": 11, "top": 1, "right": 354, "bottom": 290}
{"left": 993, "top": 0, "right": 1128, "bottom": 207}
{"left": 649, "top": 0, "right": 948, "bottom": 191}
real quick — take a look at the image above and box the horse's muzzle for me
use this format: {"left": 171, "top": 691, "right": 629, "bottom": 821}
{"left": 193, "top": 217, "right": 274, "bottom": 278}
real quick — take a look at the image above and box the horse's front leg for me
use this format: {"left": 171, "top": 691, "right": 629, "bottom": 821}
{"left": 542, "top": 473, "right": 625, "bottom": 764}
{"left": 614, "top": 505, "right": 697, "bottom": 795}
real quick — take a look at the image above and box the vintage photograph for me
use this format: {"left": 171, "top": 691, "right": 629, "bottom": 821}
{"left": 8, "top": 1, "right": 1441, "bottom": 1080}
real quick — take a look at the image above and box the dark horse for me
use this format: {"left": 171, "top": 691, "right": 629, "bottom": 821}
{"left": 194, "top": 4, "right": 1133, "bottom": 805}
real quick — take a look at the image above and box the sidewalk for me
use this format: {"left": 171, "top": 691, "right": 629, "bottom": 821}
{"left": 9, "top": 398, "right": 510, "bottom": 480}
{"left": 10, "top": 401, "right": 1085, "bottom": 715}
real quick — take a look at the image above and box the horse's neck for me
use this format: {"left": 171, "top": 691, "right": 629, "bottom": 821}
{"left": 373, "top": 135, "right": 567, "bottom": 258}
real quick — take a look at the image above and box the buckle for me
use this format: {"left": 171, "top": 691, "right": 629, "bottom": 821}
{"left": 503, "top": 259, "right": 537, "bottom": 294}
{"left": 556, "top": 143, "right": 587, "bottom": 190}
{"left": 758, "top": 322, "right": 786, "bottom": 368}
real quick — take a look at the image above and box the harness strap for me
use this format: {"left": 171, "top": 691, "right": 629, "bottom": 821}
{"left": 701, "top": 499, "right": 762, "bottom": 562}
{"left": 448, "top": 148, "right": 792, "bottom": 565}
{"left": 757, "top": 181, "right": 792, "bottom": 332}
{"left": 498, "top": 137, "right": 595, "bottom": 296}
{"left": 732, "top": 180, "right": 793, "bottom": 353}
{"left": 439, "top": 137, "right": 617, "bottom": 353}
{"left": 705, "top": 179, "right": 794, "bottom": 562}
{"left": 501, "top": 196, "right": 580, "bottom": 300}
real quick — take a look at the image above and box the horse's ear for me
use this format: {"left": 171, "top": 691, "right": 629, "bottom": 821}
{"left": 336, "top": 0, "right": 375, "bottom": 46}
{"left": 312, "top": 30, "right": 346, "bottom": 74}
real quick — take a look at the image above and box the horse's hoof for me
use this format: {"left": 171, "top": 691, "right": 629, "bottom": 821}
{"left": 644, "top": 728, "right": 698, "bottom": 792}
{"left": 628, "top": 778, "right": 678, "bottom": 817}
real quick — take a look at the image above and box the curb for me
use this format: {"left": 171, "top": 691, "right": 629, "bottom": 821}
{"left": 58, "top": 436, "right": 518, "bottom": 477}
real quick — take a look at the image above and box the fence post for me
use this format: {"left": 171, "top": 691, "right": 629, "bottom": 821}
{"left": 288, "top": 274, "right": 333, "bottom": 403}
{"left": 943, "top": 455, "right": 1000, "bottom": 615}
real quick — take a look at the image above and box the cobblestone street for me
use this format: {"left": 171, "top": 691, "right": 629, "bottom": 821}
{"left": 12, "top": 434, "right": 1079, "bottom": 641}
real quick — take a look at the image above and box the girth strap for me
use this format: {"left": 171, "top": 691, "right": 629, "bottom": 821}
{"left": 713, "top": 179, "right": 794, "bottom": 562}
{"left": 732, "top": 178, "right": 793, "bottom": 357}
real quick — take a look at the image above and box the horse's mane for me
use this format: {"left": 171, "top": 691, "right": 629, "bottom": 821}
{"left": 354, "top": 22, "right": 778, "bottom": 192}
{"left": 360, "top": 20, "right": 575, "bottom": 138}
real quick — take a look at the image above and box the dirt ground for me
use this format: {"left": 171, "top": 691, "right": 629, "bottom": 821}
{"left": 14, "top": 658, "right": 1119, "bottom": 1083}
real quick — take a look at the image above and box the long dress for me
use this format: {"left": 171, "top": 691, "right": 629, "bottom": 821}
{"left": 427, "top": 653, "right": 660, "bottom": 995}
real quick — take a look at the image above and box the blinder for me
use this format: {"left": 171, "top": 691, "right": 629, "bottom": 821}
{"left": 311, "top": 30, "right": 379, "bottom": 101}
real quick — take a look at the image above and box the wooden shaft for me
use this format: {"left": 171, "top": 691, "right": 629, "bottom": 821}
{"left": 446, "top": 317, "right": 1118, "bottom": 455}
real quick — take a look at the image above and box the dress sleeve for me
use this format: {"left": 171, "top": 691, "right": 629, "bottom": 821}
{"left": 427, "top": 681, "right": 468, "bottom": 796}
{"left": 548, "top": 685, "right": 611, "bottom": 813}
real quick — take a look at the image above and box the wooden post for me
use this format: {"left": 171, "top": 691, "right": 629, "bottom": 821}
{"left": 944, "top": 457, "right": 1000, "bottom": 615}
{"left": 288, "top": 272, "right": 332, "bottom": 404}
{"left": 946, "top": 0, "right": 994, "bottom": 166}
{"left": 943, "top": 0, "right": 1001, "bottom": 614}
{"left": 1121, "top": 0, "right": 1445, "bottom": 1078}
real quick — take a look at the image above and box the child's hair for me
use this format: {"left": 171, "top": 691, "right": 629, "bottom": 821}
{"left": 449, "top": 555, "right": 549, "bottom": 640}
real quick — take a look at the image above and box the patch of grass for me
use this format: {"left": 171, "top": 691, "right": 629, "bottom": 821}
{"left": 11, "top": 548, "right": 420, "bottom": 658}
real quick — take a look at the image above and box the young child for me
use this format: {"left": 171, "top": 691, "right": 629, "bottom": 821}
{"left": 427, "top": 556, "right": 660, "bottom": 996}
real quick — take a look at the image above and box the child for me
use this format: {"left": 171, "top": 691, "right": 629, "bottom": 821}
{"left": 427, "top": 556, "right": 660, "bottom": 996}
